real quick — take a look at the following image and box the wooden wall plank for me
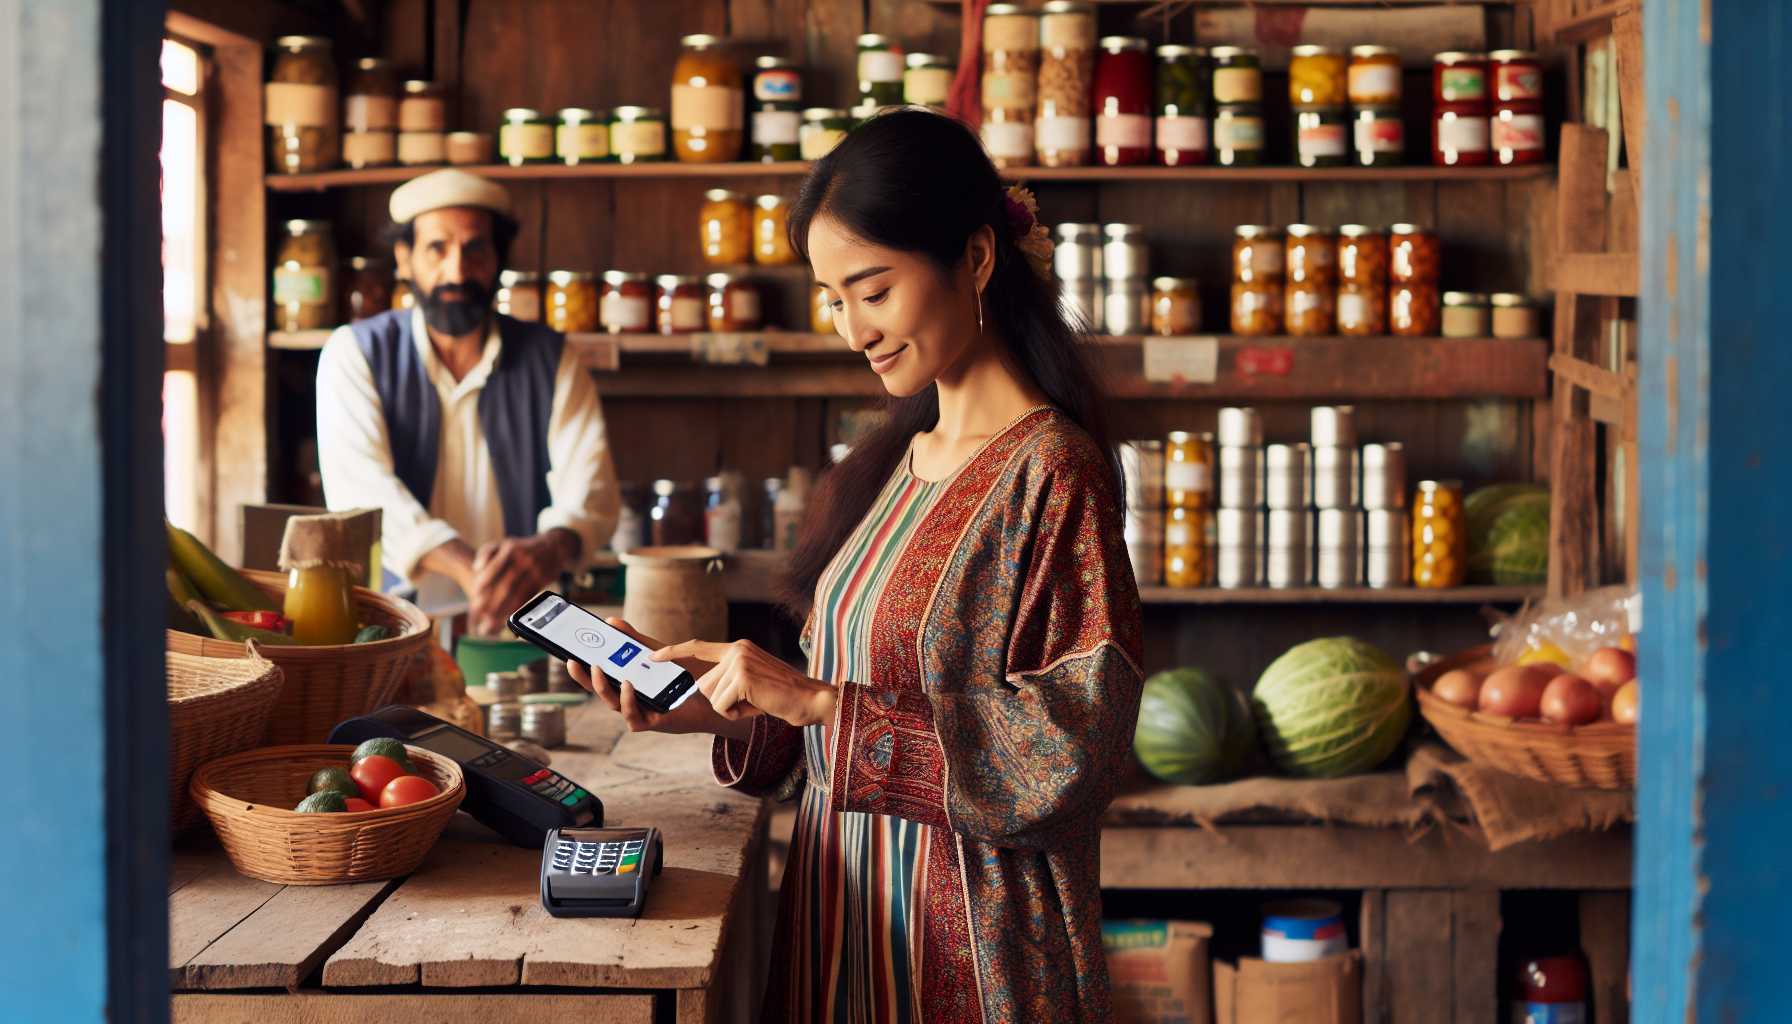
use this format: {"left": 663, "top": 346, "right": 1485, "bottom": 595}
{"left": 1385, "top": 891, "right": 1453, "bottom": 1023}
{"left": 1580, "top": 890, "right": 1631, "bottom": 1024}
{"left": 1359, "top": 890, "right": 1390, "bottom": 1024}
{"left": 1450, "top": 891, "right": 1501, "bottom": 1024}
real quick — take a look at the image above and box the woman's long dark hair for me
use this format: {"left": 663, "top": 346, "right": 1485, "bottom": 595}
{"left": 780, "top": 108, "right": 1121, "bottom": 620}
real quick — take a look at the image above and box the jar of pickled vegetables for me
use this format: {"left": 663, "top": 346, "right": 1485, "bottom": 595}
{"left": 754, "top": 195, "right": 795, "bottom": 265}
{"left": 1210, "top": 47, "right": 1261, "bottom": 104}
{"left": 1336, "top": 282, "right": 1388, "bottom": 336}
{"left": 546, "top": 271, "right": 600, "bottom": 333}
{"left": 499, "top": 108, "right": 555, "bottom": 166}
{"left": 1337, "top": 225, "right": 1388, "bottom": 287}
{"left": 1230, "top": 280, "right": 1283, "bottom": 336}
{"left": 496, "top": 270, "right": 542, "bottom": 322}
{"left": 1390, "top": 282, "right": 1440, "bottom": 336}
{"left": 1294, "top": 106, "right": 1349, "bottom": 167}
{"left": 800, "top": 108, "right": 851, "bottom": 160}
{"left": 672, "top": 35, "right": 743, "bottom": 163}
{"left": 904, "top": 54, "right": 954, "bottom": 108}
{"left": 656, "top": 275, "right": 708, "bottom": 334}
{"left": 1289, "top": 44, "right": 1347, "bottom": 107}
{"left": 1348, "top": 45, "right": 1402, "bottom": 106}
{"left": 981, "top": 4, "right": 1040, "bottom": 169}
{"left": 1150, "top": 277, "right": 1200, "bottom": 336}
{"left": 1231, "top": 225, "right": 1284, "bottom": 284}
{"left": 1389, "top": 224, "right": 1440, "bottom": 283}
{"left": 707, "top": 273, "right": 763, "bottom": 331}
{"left": 1155, "top": 45, "right": 1210, "bottom": 166}
{"left": 557, "top": 107, "right": 610, "bottom": 165}
{"left": 1353, "top": 106, "right": 1404, "bottom": 167}
{"left": 273, "top": 219, "right": 336, "bottom": 331}
{"left": 1213, "top": 103, "right": 1263, "bottom": 166}
{"left": 266, "top": 37, "right": 339, "bottom": 174}
{"left": 857, "top": 34, "right": 905, "bottom": 107}
{"left": 1411, "top": 480, "right": 1465, "bottom": 588}
{"left": 600, "top": 271, "right": 654, "bottom": 333}
{"left": 1165, "top": 430, "right": 1212, "bottom": 509}
{"left": 611, "top": 107, "right": 668, "bottom": 163}
{"left": 1164, "top": 506, "right": 1209, "bottom": 588}
{"left": 1285, "top": 225, "right": 1335, "bottom": 284}
{"left": 1036, "top": 1, "right": 1096, "bottom": 168}
{"left": 753, "top": 56, "right": 803, "bottom": 106}
{"left": 1285, "top": 279, "right": 1335, "bottom": 336}
{"left": 700, "top": 189, "right": 752, "bottom": 266}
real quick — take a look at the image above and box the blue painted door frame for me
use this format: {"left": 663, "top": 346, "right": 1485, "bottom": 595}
{"left": 1635, "top": 0, "right": 1792, "bottom": 1020}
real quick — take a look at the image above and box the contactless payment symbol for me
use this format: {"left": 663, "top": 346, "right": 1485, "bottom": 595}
{"left": 607, "top": 642, "right": 642, "bottom": 669}
{"left": 576, "top": 629, "right": 606, "bottom": 650}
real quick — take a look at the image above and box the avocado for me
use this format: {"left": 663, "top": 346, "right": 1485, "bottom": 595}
{"left": 354, "top": 624, "right": 391, "bottom": 644}
{"left": 295, "top": 790, "right": 348, "bottom": 813}
{"left": 351, "top": 737, "right": 414, "bottom": 771}
{"left": 307, "top": 766, "right": 358, "bottom": 798}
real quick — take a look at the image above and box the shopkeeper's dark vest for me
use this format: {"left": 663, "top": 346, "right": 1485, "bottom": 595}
{"left": 349, "top": 308, "right": 563, "bottom": 539}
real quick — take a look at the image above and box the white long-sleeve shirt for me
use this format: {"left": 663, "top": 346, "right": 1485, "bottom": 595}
{"left": 316, "top": 308, "right": 620, "bottom": 610}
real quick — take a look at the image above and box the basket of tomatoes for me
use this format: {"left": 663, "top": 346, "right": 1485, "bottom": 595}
{"left": 190, "top": 739, "right": 464, "bottom": 884}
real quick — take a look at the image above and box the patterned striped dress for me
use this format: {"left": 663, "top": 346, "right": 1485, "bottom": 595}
{"left": 713, "top": 408, "right": 1144, "bottom": 1023}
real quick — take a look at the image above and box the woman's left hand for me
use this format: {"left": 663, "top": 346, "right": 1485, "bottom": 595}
{"left": 651, "top": 639, "right": 838, "bottom": 727}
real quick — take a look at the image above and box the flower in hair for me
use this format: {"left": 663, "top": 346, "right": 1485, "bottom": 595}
{"left": 1004, "top": 184, "right": 1055, "bottom": 281}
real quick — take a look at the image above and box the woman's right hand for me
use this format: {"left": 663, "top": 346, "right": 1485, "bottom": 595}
{"left": 566, "top": 617, "right": 755, "bottom": 741}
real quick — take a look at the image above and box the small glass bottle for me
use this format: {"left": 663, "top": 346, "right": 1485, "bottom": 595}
{"left": 704, "top": 476, "right": 743, "bottom": 553}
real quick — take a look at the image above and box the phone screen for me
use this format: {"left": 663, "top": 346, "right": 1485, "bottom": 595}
{"left": 513, "top": 594, "right": 693, "bottom": 708}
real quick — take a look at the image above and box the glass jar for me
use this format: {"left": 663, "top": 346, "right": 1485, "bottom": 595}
{"left": 753, "top": 56, "right": 803, "bottom": 106}
{"left": 1353, "top": 106, "right": 1405, "bottom": 166}
{"left": 1155, "top": 45, "right": 1210, "bottom": 166}
{"left": 1231, "top": 225, "right": 1284, "bottom": 284}
{"left": 704, "top": 477, "right": 743, "bottom": 553}
{"left": 1210, "top": 46, "right": 1261, "bottom": 104}
{"left": 1337, "top": 282, "right": 1388, "bottom": 336}
{"left": 557, "top": 108, "right": 610, "bottom": 165}
{"left": 1230, "top": 281, "right": 1283, "bottom": 336}
{"left": 656, "top": 274, "right": 708, "bottom": 334}
{"left": 671, "top": 35, "right": 743, "bottom": 163}
{"left": 1441, "top": 291, "right": 1492, "bottom": 337}
{"left": 1036, "top": 2, "right": 1096, "bottom": 168}
{"left": 1285, "top": 225, "right": 1336, "bottom": 284}
{"left": 345, "top": 58, "right": 400, "bottom": 132}
{"left": 904, "top": 54, "right": 954, "bottom": 108}
{"left": 445, "top": 130, "right": 492, "bottom": 165}
{"left": 397, "top": 131, "right": 445, "bottom": 166}
{"left": 1337, "top": 225, "right": 1388, "bottom": 287}
{"left": 753, "top": 195, "right": 795, "bottom": 265}
{"left": 1213, "top": 103, "right": 1263, "bottom": 166}
{"left": 266, "top": 37, "right": 339, "bottom": 174}
{"left": 1435, "top": 103, "right": 1491, "bottom": 166}
{"left": 1389, "top": 224, "right": 1441, "bottom": 284}
{"left": 611, "top": 106, "right": 668, "bottom": 163}
{"left": 1166, "top": 431, "right": 1213, "bottom": 509}
{"left": 496, "top": 270, "right": 542, "bottom": 322}
{"left": 1390, "top": 283, "right": 1441, "bottom": 336}
{"left": 1285, "top": 279, "right": 1336, "bottom": 336}
{"left": 856, "top": 34, "right": 905, "bottom": 107}
{"left": 499, "top": 108, "right": 555, "bottom": 166}
{"left": 1411, "top": 480, "right": 1466, "bottom": 588}
{"left": 707, "top": 273, "right": 763, "bottom": 331}
{"left": 1094, "top": 37, "right": 1153, "bottom": 167}
{"left": 650, "top": 480, "right": 704, "bottom": 547}
{"left": 1348, "top": 45, "right": 1402, "bottom": 106}
{"left": 273, "top": 219, "right": 336, "bottom": 331}
{"left": 546, "top": 271, "right": 600, "bottom": 333}
{"left": 1289, "top": 44, "right": 1347, "bottom": 107}
{"left": 1294, "top": 106, "right": 1349, "bottom": 168}
{"left": 750, "top": 57, "right": 803, "bottom": 162}
{"left": 1150, "top": 277, "right": 1200, "bottom": 336}
{"left": 284, "top": 565, "right": 358, "bottom": 644}
{"left": 981, "top": 4, "right": 1040, "bottom": 169}
{"left": 1491, "top": 49, "right": 1545, "bottom": 104}
{"left": 1433, "top": 52, "right": 1490, "bottom": 106}
{"left": 800, "top": 108, "right": 851, "bottom": 160}
{"left": 342, "top": 256, "right": 392, "bottom": 323}
{"left": 343, "top": 129, "right": 396, "bottom": 169}
{"left": 1490, "top": 293, "right": 1542, "bottom": 338}
{"left": 1164, "top": 506, "right": 1209, "bottom": 588}
{"left": 600, "top": 271, "right": 654, "bottom": 334}
{"left": 1493, "top": 101, "right": 1546, "bottom": 165}
{"left": 398, "top": 80, "right": 447, "bottom": 132}
{"left": 699, "top": 189, "right": 752, "bottom": 266}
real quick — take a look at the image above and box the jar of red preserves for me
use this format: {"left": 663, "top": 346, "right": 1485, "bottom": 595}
{"left": 1432, "top": 52, "right": 1489, "bottom": 106}
{"left": 600, "top": 271, "right": 654, "bottom": 334}
{"left": 1490, "top": 50, "right": 1545, "bottom": 104}
{"left": 1095, "top": 36, "right": 1153, "bottom": 167}
{"left": 656, "top": 274, "right": 708, "bottom": 334}
{"left": 1433, "top": 103, "right": 1491, "bottom": 166}
{"left": 1492, "top": 100, "right": 1545, "bottom": 165}
{"left": 1520, "top": 954, "right": 1588, "bottom": 1023}
{"left": 707, "top": 273, "right": 763, "bottom": 331}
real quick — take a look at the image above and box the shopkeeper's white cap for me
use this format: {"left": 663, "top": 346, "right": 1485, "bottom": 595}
{"left": 389, "top": 169, "right": 513, "bottom": 224}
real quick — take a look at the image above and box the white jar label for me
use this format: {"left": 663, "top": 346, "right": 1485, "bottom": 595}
{"left": 264, "top": 82, "right": 332, "bottom": 126}
{"left": 983, "top": 15, "right": 1037, "bottom": 53}
{"left": 981, "top": 119, "right": 1034, "bottom": 159}
{"left": 1155, "top": 115, "right": 1208, "bottom": 152}
{"left": 1492, "top": 111, "right": 1545, "bottom": 153}
{"left": 1042, "top": 12, "right": 1095, "bottom": 50}
{"left": 397, "top": 132, "right": 445, "bottom": 165}
{"left": 905, "top": 68, "right": 952, "bottom": 106}
{"left": 343, "top": 131, "right": 396, "bottom": 167}
{"left": 1355, "top": 115, "right": 1404, "bottom": 153}
{"left": 1298, "top": 122, "right": 1348, "bottom": 158}
{"left": 982, "top": 71, "right": 1037, "bottom": 110}
{"left": 600, "top": 293, "right": 651, "bottom": 332}
{"left": 1337, "top": 290, "right": 1369, "bottom": 325}
{"left": 398, "top": 97, "right": 446, "bottom": 133}
{"left": 753, "top": 109, "right": 802, "bottom": 146}
{"left": 1167, "top": 462, "right": 1211, "bottom": 493}
{"left": 1212, "top": 67, "right": 1261, "bottom": 103}
{"left": 671, "top": 85, "right": 743, "bottom": 131}
{"left": 1037, "top": 115, "right": 1092, "bottom": 151}
{"left": 1215, "top": 114, "right": 1264, "bottom": 150}
{"left": 1437, "top": 112, "right": 1491, "bottom": 153}
{"left": 859, "top": 50, "right": 905, "bottom": 84}
{"left": 345, "top": 94, "right": 398, "bottom": 132}
{"left": 557, "top": 123, "right": 609, "bottom": 160}
{"left": 1347, "top": 64, "right": 1401, "bottom": 103}
{"left": 668, "top": 296, "right": 707, "bottom": 331}
{"left": 500, "top": 123, "right": 554, "bottom": 159}
{"left": 614, "top": 120, "right": 666, "bottom": 158}
{"left": 1096, "top": 113, "right": 1151, "bottom": 149}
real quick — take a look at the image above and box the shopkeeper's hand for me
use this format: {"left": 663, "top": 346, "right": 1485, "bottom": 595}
{"left": 567, "top": 618, "right": 754, "bottom": 741}
{"left": 652, "top": 639, "right": 838, "bottom": 728}
{"left": 468, "top": 529, "right": 578, "bottom": 635}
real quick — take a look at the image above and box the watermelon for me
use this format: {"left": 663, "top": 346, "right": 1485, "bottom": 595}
{"left": 1466, "top": 483, "right": 1549, "bottom": 585}
{"left": 1252, "top": 637, "right": 1411, "bottom": 778}
{"left": 1133, "top": 668, "right": 1257, "bottom": 785}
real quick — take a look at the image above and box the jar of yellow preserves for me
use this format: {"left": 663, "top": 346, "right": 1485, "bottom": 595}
{"left": 699, "top": 189, "right": 752, "bottom": 266}
{"left": 1411, "top": 479, "right": 1466, "bottom": 588}
{"left": 1288, "top": 44, "right": 1347, "bottom": 107}
{"left": 753, "top": 195, "right": 795, "bottom": 265}
{"left": 1165, "top": 430, "right": 1212, "bottom": 509}
{"left": 1163, "top": 505, "right": 1209, "bottom": 587}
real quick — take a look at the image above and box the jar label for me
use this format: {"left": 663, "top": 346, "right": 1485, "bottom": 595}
{"left": 1213, "top": 67, "right": 1261, "bottom": 104}
{"left": 1337, "top": 290, "right": 1373, "bottom": 332}
{"left": 800, "top": 126, "right": 847, "bottom": 160}
{"left": 1037, "top": 115, "right": 1092, "bottom": 151}
{"left": 1215, "top": 113, "right": 1263, "bottom": 149}
{"left": 671, "top": 85, "right": 743, "bottom": 131}
{"left": 397, "top": 131, "right": 445, "bottom": 164}
{"left": 501, "top": 122, "right": 554, "bottom": 159}
{"left": 601, "top": 293, "right": 652, "bottom": 332}
{"left": 1492, "top": 111, "right": 1545, "bottom": 153}
{"left": 1347, "top": 64, "right": 1401, "bottom": 104}
{"left": 728, "top": 288, "right": 762, "bottom": 323}
{"left": 614, "top": 120, "right": 667, "bottom": 157}
{"left": 1497, "top": 65, "right": 1545, "bottom": 101}
{"left": 1096, "top": 113, "right": 1151, "bottom": 149}
{"left": 1439, "top": 67, "right": 1486, "bottom": 102}
{"left": 1298, "top": 121, "right": 1348, "bottom": 158}
{"left": 983, "top": 15, "right": 1038, "bottom": 53}
{"left": 555, "top": 123, "right": 609, "bottom": 160}
{"left": 859, "top": 50, "right": 905, "bottom": 85}
{"left": 1437, "top": 111, "right": 1491, "bottom": 153}
{"left": 264, "top": 82, "right": 332, "bottom": 127}
{"left": 754, "top": 69, "right": 802, "bottom": 103}
{"left": 1156, "top": 115, "right": 1209, "bottom": 153}
{"left": 668, "top": 296, "right": 707, "bottom": 331}
{"left": 982, "top": 71, "right": 1038, "bottom": 110}
{"left": 343, "top": 131, "right": 397, "bottom": 168}
{"left": 1165, "top": 522, "right": 1196, "bottom": 547}
{"left": 905, "top": 68, "right": 952, "bottom": 107}
{"left": 753, "top": 109, "right": 802, "bottom": 146}
{"left": 345, "top": 94, "right": 398, "bottom": 132}
{"left": 499, "top": 288, "right": 542, "bottom": 322}
{"left": 1167, "top": 462, "right": 1210, "bottom": 494}
{"left": 1042, "top": 12, "right": 1096, "bottom": 50}
{"left": 398, "top": 96, "right": 446, "bottom": 132}
{"left": 981, "top": 119, "right": 1035, "bottom": 159}
{"left": 1355, "top": 115, "right": 1404, "bottom": 153}
{"left": 273, "top": 266, "right": 329, "bottom": 305}
{"left": 1521, "top": 1004, "right": 1587, "bottom": 1024}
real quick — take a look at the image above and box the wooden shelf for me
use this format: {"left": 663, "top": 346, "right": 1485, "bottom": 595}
{"left": 265, "top": 161, "right": 810, "bottom": 191}
{"left": 1010, "top": 164, "right": 1551, "bottom": 184}
{"left": 268, "top": 329, "right": 332, "bottom": 350}
{"left": 1138, "top": 585, "right": 1539, "bottom": 605}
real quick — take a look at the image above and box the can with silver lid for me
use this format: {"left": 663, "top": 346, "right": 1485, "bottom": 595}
{"left": 1265, "top": 443, "right": 1312, "bottom": 509}
{"left": 1121, "top": 440, "right": 1166, "bottom": 510}
{"left": 1103, "top": 277, "right": 1149, "bottom": 335}
{"left": 1102, "top": 224, "right": 1149, "bottom": 281}
{"left": 1054, "top": 223, "right": 1104, "bottom": 279}
{"left": 1215, "top": 508, "right": 1261, "bottom": 589}
{"left": 1364, "top": 507, "right": 1411, "bottom": 588}
{"left": 1059, "top": 277, "right": 1103, "bottom": 332}
{"left": 1265, "top": 509, "right": 1312, "bottom": 589}
{"left": 1312, "top": 445, "right": 1360, "bottom": 508}
{"left": 1125, "top": 508, "right": 1165, "bottom": 586}
{"left": 1217, "top": 406, "right": 1264, "bottom": 447}
{"left": 1315, "top": 508, "right": 1362, "bottom": 589}
{"left": 1361, "top": 442, "right": 1407, "bottom": 509}
{"left": 1310, "top": 405, "right": 1358, "bottom": 448}
{"left": 1218, "top": 445, "right": 1263, "bottom": 509}
{"left": 487, "top": 671, "right": 526, "bottom": 702}
{"left": 488, "top": 701, "right": 524, "bottom": 739}
{"left": 521, "top": 703, "right": 567, "bottom": 748}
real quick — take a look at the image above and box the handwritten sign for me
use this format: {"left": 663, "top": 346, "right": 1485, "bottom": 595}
{"left": 1142, "top": 336, "right": 1220, "bottom": 385}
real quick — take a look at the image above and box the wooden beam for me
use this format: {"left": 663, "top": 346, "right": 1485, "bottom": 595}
{"left": 1580, "top": 891, "right": 1631, "bottom": 1024}
{"left": 1550, "top": 353, "right": 1635, "bottom": 401}
{"left": 1555, "top": 253, "right": 1640, "bottom": 297}
{"left": 172, "top": 993, "right": 656, "bottom": 1024}
{"left": 1452, "top": 891, "right": 1501, "bottom": 1024}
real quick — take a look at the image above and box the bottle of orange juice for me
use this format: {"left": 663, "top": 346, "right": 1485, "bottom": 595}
{"left": 279, "top": 512, "right": 362, "bottom": 644}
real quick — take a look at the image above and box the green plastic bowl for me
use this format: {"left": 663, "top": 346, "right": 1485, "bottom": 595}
{"left": 455, "top": 635, "right": 543, "bottom": 686}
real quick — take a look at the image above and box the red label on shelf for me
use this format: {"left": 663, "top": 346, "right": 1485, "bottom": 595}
{"left": 1237, "top": 345, "right": 1294, "bottom": 376}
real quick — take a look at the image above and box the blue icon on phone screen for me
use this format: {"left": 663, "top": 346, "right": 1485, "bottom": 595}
{"left": 608, "top": 642, "right": 641, "bottom": 668}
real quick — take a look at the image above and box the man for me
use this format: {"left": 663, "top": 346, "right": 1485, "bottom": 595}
{"left": 316, "top": 169, "right": 620, "bottom": 633}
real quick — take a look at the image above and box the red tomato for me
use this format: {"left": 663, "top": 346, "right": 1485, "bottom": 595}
{"left": 380, "top": 774, "right": 440, "bottom": 808}
{"left": 350, "top": 755, "right": 408, "bottom": 803}
{"left": 343, "top": 797, "right": 376, "bottom": 812}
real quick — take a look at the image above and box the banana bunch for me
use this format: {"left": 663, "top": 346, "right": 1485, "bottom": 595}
{"left": 165, "top": 521, "right": 305, "bottom": 645}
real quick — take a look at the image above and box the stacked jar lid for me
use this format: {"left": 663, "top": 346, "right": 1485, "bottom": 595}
{"left": 1432, "top": 50, "right": 1546, "bottom": 167}
{"left": 1215, "top": 407, "right": 1263, "bottom": 588}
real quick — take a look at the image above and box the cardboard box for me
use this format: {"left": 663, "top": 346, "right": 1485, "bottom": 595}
{"left": 1103, "top": 920, "right": 1214, "bottom": 1024}
{"left": 240, "top": 504, "right": 381, "bottom": 589}
{"left": 1213, "top": 951, "right": 1362, "bottom": 1024}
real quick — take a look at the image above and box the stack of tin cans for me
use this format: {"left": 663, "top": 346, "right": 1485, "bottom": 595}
{"left": 1121, "top": 439, "right": 1166, "bottom": 585}
{"left": 1216, "top": 407, "right": 1263, "bottom": 588}
{"left": 1310, "top": 406, "right": 1360, "bottom": 588}
{"left": 1362, "top": 441, "right": 1410, "bottom": 587}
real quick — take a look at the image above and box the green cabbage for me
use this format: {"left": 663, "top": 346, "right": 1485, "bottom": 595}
{"left": 1252, "top": 637, "right": 1411, "bottom": 778}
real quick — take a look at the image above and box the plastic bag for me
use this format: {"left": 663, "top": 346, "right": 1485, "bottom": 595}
{"left": 1490, "top": 585, "right": 1641, "bottom": 668}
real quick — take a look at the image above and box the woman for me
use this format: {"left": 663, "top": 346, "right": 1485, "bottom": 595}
{"left": 571, "top": 108, "right": 1143, "bottom": 1021}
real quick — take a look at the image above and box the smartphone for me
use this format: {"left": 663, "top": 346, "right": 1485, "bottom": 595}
{"left": 507, "top": 591, "right": 697, "bottom": 714}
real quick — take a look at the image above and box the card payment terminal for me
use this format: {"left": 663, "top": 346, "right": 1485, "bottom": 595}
{"left": 540, "top": 826, "right": 663, "bottom": 918}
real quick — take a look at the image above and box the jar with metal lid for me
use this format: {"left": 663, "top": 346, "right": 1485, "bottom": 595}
{"left": 1490, "top": 293, "right": 1542, "bottom": 338}
{"left": 707, "top": 273, "right": 763, "bottom": 331}
{"left": 398, "top": 79, "right": 447, "bottom": 132}
{"left": 1285, "top": 225, "right": 1336, "bottom": 284}
{"left": 800, "top": 108, "right": 851, "bottom": 160}
{"left": 705, "top": 476, "right": 744, "bottom": 553}
{"left": 1490, "top": 49, "right": 1544, "bottom": 104}
{"left": 397, "top": 131, "right": 445, "bottom": 166}
{"left": 499, "top": 108, "right": 555, "bottom": 166}
{"left": 750, "top": 58, "right": 803, "bottom": 162}
{"left": 753, "top": 195, "right": 795, "bottom": 265}
{"left": 753, "top": 56, "right": 803, "bottom": 106}
{"left": 1348, "top": 46, "right": 1402, "bottom": 106}
{"left": 1316, "top": 508, "right": 1362, "bottom": 589}
{"left": 266, "top": 37, "right": 339, "bottom": 174}
{"left": 1265, "top": 443, "right": 1311, "bottom": 510}
{"left": 1285, "top": 280, "right": 1335, "bottom": 336}
{"left": 811, "top": 282, "right": 835, "bottom": 334}
{"left": 611, "top": 107, "right": 668, "bottom": 163}
{"left": 1353, "top": 106, "right": 1404, "bottom": 166}
{"left": 1103, "top": 278, "right": 1149, "bottom": 336}
{"left": 546, "top": 271, "right": 600, "bottom": 333}
{"left": 1213, "top": 103, "right": 1264, "bottom": 166}
{"left": 496, "top": 270, "right": 542, "bottom": 322}
{"left": 1294, "top": 106, "right": 1349, "bottom": 168}
{"left": 1231, "top": 225, "right": 1285, "bottom": 284}
{"left": 341, "top": 256, "right": 390, "bottom": 323}
{"left": 1150, "top": 277, "right": 1200, "bottom": 336}
{"left": 1216, "top": 407, "right": 1263, "bottom": 448}
{"left": 343, "top": 129, "right": 397, "bottom": 169}
{"left": 1165, "top": 431, "right": 1213, "bottom": 509}
{"left": 650, "top": 480, "right": 704, "bottom": 546}
{"left": 1389, "top": 225, "right": 1440, "bottom": 283}
{"left": 1433, "top": 52, "right": 1490, "bottom": 106}
{"left": 1095, "top": 36, "right": 1153, "bottom": 167}
{"left": 1364, "top": 509, "right": 1411, "bottom": 588}
{"left": 1102, "top": 223, "right": 1148, "bottom": 281}
{"left": 1337, "top": 225, "right": 1387, "bottom": 287}
{"left": 1337, "top": 283, "right": 1388, "bottom": 336}
{"left": 446, "top": 131, "right": 492, "bottom": 165}
{"left": 1164, "top": 506, "right": 1209, "bottom": 588}
{"left": 557, "top": 108, "right": 610, "bottom": 165}
{"left": 1230, "top": 281, "right": 1283, "bottom": 336}
{"left": 600, "top": 271, "right": 654, "bottom": 333}
{"left": 1210, "top": 46, "right": 1261, "bottom": 104}
{"left": 1390, "top": 283, "right": 1440, "bottom": 336}
{"left": 672, "top": 35, "right": 743, "bottom": 162}
{"left": 1361, "top": 442, "right": 1407, "bottom": 510}
{"left": 1289, "top": 45, "right": 1346, "bottom": 107}
{"left": 1493, "top": 100, "right": 1546, "bottom": 165}
{"left": 656, "top": 275, "right": 708, "bottom": 334}
{"left": 273, "top": 220, "right": 336, "bottom": 331}
{"left": 1441, "top": 291, "right": 1491, "bottom": 338}
{"left": 1435, "top": 103, "right": 1491, "bottom": 166}
{"left": 904, "top": 54, "right": 954, "bottom": 108}
{"left": 1155, "top": 45, "right": 1210, "bottom": 166}
{"left": 856, "top": 34, "right": 905, "bottom": 107}
{"left": 699, "top": 189, "right": 752, "bottom": 266}
{"left": 345, "top": 58, "right": 400, "bottom": 132}
{"left": 982, "top": 4, "right": 1040, "bottom": 169}
{"left": 1411, "top": 480, "right": 1466, "bottom": 588}
{"left": 1036, "top": 2, "right": 1097, "bottom": 168}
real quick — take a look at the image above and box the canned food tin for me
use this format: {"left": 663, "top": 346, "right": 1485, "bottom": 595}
{"left": 1216, "top": 506, "right": 1260, "bottom": 547}
{"left": 1102, "top": 224, "right": 1149, "bottom": 280}
{"left": 1120, "top": 440, "right": 1165, "bottom": 509}
{"left": 1361, "top": 442, "right": 1408, "bottom": 509}
{"left": 1102, "top": 278, "right": 1149, "bottom": 335}
{"left": 1125, "top": 508, "right": 1164, "bottom": 585}
{"left": 1216, "top": 406, "right": 1264, "bottom": 447}
{"left": 1309, "top": 405, "right": 1357, "bottom": 447}
{"left": 1218, "top": 445, "right": 1263, "bottom": 509}
{"left": 1266, "top": 508, "right": 1310, "bottom": 549}
{"left": 1365, "top": 542, "right": 1412, "bottom": 589}
{"left": 1264, "top": 443, "right": 1312, "bottom": 510}
{"left": 1316, "top": 508, "right": 1361, "bottom": 589}
{"left": 1266, "top": 544, "right": 1311, "bottom": 589}
{"left": 1262, "top": 900, "right": 1350, "bottom": 963}
{"left": 1164, "top": 506, "right": 1208, "bottom": 587}
{"left": 1166, "top": 431, "right": 1213, "bottom": 509}
{"left": 1215, "top": 511, "right": 1261, "bottom": 589}
{"left": 1311, "top": 445, "right": 1359, "bottom": 508}
{"left": 1054, "top": 223, "right": 1104, "bottom": 279}
{"left": 1364, "top": 506, "right": 1409, "bottom": 548}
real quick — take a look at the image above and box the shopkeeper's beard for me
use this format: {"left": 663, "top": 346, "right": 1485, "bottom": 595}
{"left": 414, "top": 279, "right": 493, "bottom": 337}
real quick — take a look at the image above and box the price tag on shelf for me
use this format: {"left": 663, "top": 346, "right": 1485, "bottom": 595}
{"left": 693, "top": 333, "right": 771, "bottom": 366}
{"left": 1142, "top": 336, "right": 1220, "bottom": 385}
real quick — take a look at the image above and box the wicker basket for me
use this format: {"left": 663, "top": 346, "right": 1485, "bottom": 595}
{"left": 190, "top": 743, "right": 465, "bottom": 884}
{"left": 167, "top": 646, "right": 286, "bottom": 832}
{"left": 167, "top": 570, "right": 433, "bottom": 745}
{"left": 1414, "top": 645, "right": 1636, "bottom": 790}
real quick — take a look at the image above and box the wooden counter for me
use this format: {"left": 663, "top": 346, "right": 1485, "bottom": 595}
{"left": 169, "top": 701, "right": 770, "bottom": 1024}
